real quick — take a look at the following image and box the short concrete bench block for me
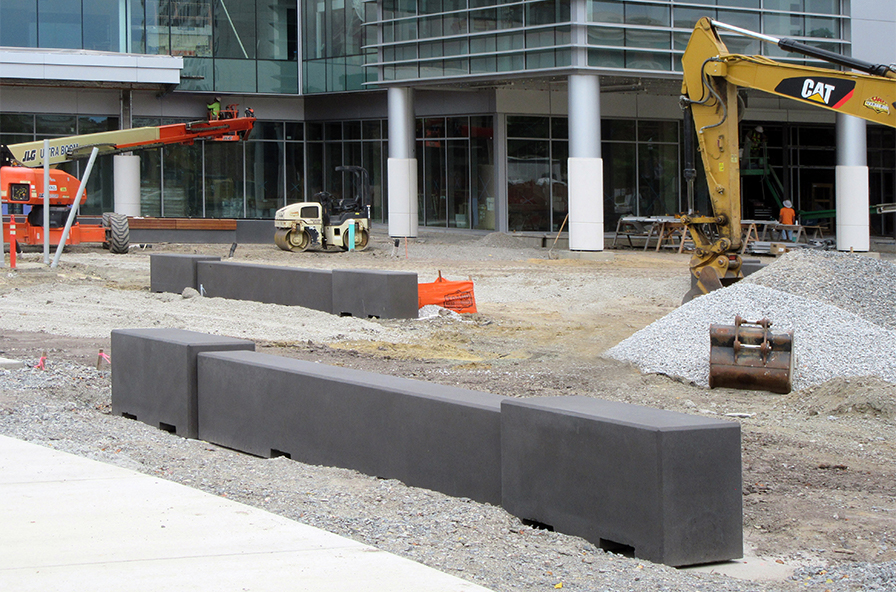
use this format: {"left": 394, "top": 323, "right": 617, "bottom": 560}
{"left": 111, "top": 328, "right": 255, "bottom": 439}
{"left": 197, "top": 350, "right": 504, "bottom": 505}
{"left": 501, "top": 396, "right": 742, "bottom": 567}
{"left": 196, "top": 261, "right": 333, "bottom": 312}
{"left": 332, "top": 269, "right": 418, "bottom": 319}
{"left": 150, "top": 254, "right": 221, "bottom": 294}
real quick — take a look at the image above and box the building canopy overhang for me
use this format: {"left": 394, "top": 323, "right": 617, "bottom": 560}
{"left": 0, "top": 47, "right": 182, "bottom": 92}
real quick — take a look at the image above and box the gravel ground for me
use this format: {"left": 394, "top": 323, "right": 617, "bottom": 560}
{"left": 2, "top": 238, "right": 895, "bottom": 592}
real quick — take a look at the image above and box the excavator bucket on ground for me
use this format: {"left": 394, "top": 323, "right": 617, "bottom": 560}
{"left": 709, "top": 316, "right": 794, "bottom": 394}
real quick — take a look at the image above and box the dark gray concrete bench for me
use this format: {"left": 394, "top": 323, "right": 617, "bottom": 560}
{"left": 111, "top": 328, "right": 255, "bottom": 439}
{"left": 332, "top": 269, "right": 418, "bottom": 319}
{"left": 196, "top": 261, "right": 333, "bottom": 312}
{"left": 150, "top": 254, "right": 221, "bottom": 294}
{"left": 197, "top": 350, "right": 504, "bottom": 505}
{"left": 500, "top": 396, "right": 742, "bottom": 567}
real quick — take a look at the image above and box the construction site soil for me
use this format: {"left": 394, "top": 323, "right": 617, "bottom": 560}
{"left": 1, "top": 229, "right": 895, "bottom": 591}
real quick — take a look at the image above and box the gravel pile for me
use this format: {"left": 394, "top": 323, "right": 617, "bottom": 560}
{"left": 743, "top": 250, "right": 896, "bottom": 331}
{"left": 605, "top": 256, "right": 896, "bottom": 391}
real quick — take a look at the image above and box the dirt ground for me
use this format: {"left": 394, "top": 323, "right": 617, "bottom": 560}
{"left": 2, "top": 231, "right": 895, "bottom": 573}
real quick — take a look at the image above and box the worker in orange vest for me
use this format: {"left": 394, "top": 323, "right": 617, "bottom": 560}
{"left": 779, "top": 199, "right": 796, "bottom": 241}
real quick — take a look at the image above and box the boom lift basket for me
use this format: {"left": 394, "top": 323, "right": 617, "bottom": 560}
{"left": 709, "top": 316, "right": 794, "bottom": 394}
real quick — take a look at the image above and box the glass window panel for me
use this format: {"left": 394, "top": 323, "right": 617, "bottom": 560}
{"left": 1, "top": 114, "right": 35, "bottom": 134}
{"left": 421, "top": 15, "right": 443, "bottom": 38}
{"left": 362, "top": 120, "right": 381, "bottom": 140}
{"left": 344, "top": 55, "right": 365, "bottom": 91}
{"left": 763, "top": 13, "right": 803, "bottom": 37}
{"left": 470, "top": 34, "right": 497, "bottom": 54}
{"left": 285, "top": 122, "right": 303, "bottom": 141}
{"left": 214, "top": 0, "right": 256, "bottom": 58}
{"left": 395, "top": 63, "right": 419, "bottom": 79}
{"left": 496, "top": 31, "right": 524, "bottom": 50}
{"left": 285, "top": 142, "right": 304, "bottom": 203}
{"left": 448, "top": 117, "right": 469, "bottom": 138}
{"left": 806, "top": 17, "right": 839, "bottom": 39}
{"left": 420, "top": 60, "right": 444, "bottom": 78}
{"left": 257, "top": 60, "right": 299, "bottom": 94}
{"left": 527, "top": 50, "right": 556, "bottom": 69}
{"left": 625, "top": 29, "right": 670, "bottom": 49}
{"left": 36, "top": 115, "right": 76, "bottom": 135}
{"left": 638, "top": 143, "right": 679, "bottom": 216}
{"left": 443, "top": 58, "right": 468, "bottom": 76}
{"left": 722, "top": 35, "right": 760, "bottom": 54}
{"left": 444, "top": 38, "right": 468, "bottom": 57}
{"left": 626, "top": 51, "right": 671, "bottom": 71}
{"left": 471, "top": 55, "right": 497, "bottom": 72}
{"left": 639, "top": 120, "right": 678, "bottom": 143}
{"left": 215, "top": 59, "right": 257, "bottom": 93}
{"left": 246, "top": 140, "right": 284, "bottom": 218}
{"left": 673, "top": 32, "right": 692, "bottom": 51}
{"left": 508, "top": 116, "right": 550, "bottom": 139}
{"left": 345, "top": 121, "right": 362, "bottom": 140}
{"left": 674, "top": 8, "right": 713, "bottom": 30}
{"left": 589, "top": 1, "right": 624, "bottom": 23}
{"left": 0, "top": 0, "right": 38, "bottom": 47}
{"left": 447, "top": 140, "right": 470, "bottom": 228}
{"left": 588, "top": 48, "right": 624, "bottom": 68}
{"left": 471, "top": 9, "right": 497, "bottom": 33}
{"left": 170, "top": 0, "right": 212, "bottom": 56}
{"left": 82, "top": 156, "right": 115, "bottom": 214}
{"left": 497, "top": 53, "right": 524, "bottom": 71}
{"left": 205, "top": 142, "right": 245, "bottom": 217}
{"left": 764, "top": 0, "right": 803, "bottom": 11}
{"left": 327, "top": 57, "right": 347, "bottom": 92}
{"left": 306, "top": 122, "right": 323, "bottom": 142}
{"left": 396, "top": 17, "right": 417, "bottom": 40}
{"left": 38, "top": 0, "right": 82, "bottom": 48}
{"left": 471, "top": 133, "right": 495, "bottom": 230}
{"left": 552, "top": 118, "right": 568, "bottom": 140}
{"left": 588, "top": 26, "right": 624, "bottom": 47}
{"left": 257, "top": 0, "right": 298, "bottom": 60}
{"left": 715, "top": 11, "right": 760, "bottom": 33}
{"left": 498, "top": 6, "right": 524, "bottom": 29}
{"left": 78, "top": 116, "right": 118, "bottom": 134}
{"left": 602, "top": 141, "right": 636, "bottom": 224}
{"left": 163, "top": 143, "right": 202, "bottom": 217}
{"left": 304, "top": 60, "right": 327, "bottom": 93}
{"left": 723, "top": 0, "right": 760, "bottom": 7}
{"left": 325, "top": 122, "right": 343, "bottom": 141}
{"left": 804, "top": 0, "right": 838, "bottom": 14}
{"left": 83, "top": 0, "right": 123, "bottom": 51}
{"left": 625, "top": 4, "right": 670, "bottom": 27}
{"left": 602, "top": 119, "right": 636, "bottom": 142}
{"left": 527, "top": 28, "right": 554, "bottom": 49}
{"left": 447, "top": 13, "right": 468, "bottom": 35}
{"left": 253, "top": 122, "right": 284, "bottom": 141}
{"left": 145, "top": 0, "right": 169, "bottom": 54}
{"left": 140, "top": 148, "right": 162, "bottom": 217}
{"left": 550, "top": 139, "right": 569, "bottom": 231}
{"left": 419, "top": 41, "right": 441, "bottom": 58}
{"left": 507, "top": 138, "right": 550, "bottom": 231}
{"left": 527, "top": 0, "right": 558, "bottom": 26}
{"left": 421, "top": 0, "right": 442, "bottom": 13}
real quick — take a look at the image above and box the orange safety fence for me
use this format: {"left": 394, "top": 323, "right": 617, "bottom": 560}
{"left": 418, "top": 271, "right": 477, "bottom": 313}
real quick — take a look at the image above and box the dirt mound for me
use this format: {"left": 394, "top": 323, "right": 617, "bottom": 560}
{"left": 797, "top": 376, "right": 896, "bottom": 419}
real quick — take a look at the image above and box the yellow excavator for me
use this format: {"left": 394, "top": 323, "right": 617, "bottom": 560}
{"left": 680, "top": 17, "right": 896, "bottom": 302}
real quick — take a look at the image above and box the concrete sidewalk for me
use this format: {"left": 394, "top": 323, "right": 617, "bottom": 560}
{"left": 0, "top": 435, "right": 491, "bottom": 591}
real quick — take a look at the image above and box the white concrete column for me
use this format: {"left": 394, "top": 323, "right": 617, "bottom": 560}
{"left": 114, "top": 154, "right": 141, "bottom": 216}
{"left": 568, "top": 74, "right": 603, "bottom": 251}
{"left": 387, "top": 86, "right": 417, "bottom": 237}
{"left": 835, "top": 114, "right": 869, "bottom": 252}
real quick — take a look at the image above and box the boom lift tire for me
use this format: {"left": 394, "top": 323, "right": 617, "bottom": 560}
{"left": 106, "top": 213, "right": 130, "bottom": 254}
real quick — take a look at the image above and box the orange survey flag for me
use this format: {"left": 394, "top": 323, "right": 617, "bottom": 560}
{"left": 418, "top": 271, "right": 477, "bottom": 313}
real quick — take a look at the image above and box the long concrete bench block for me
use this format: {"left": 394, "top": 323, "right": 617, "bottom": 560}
{"left": 332, "top": 269, "right": 418, "bottom": 319}
{"left": 197, "top": 350, "right": 504, "bottom": 504}
{"left": 150, "top": 254, "right": 221, "bottom": 294}
{"left": 111, "top": 328, "right": 255, "bottom": 439}
{"left": 196, "top": 261, "right": 333, "bottom": 312}
{"left": 500, "top": 396, "right": 742, "bottom": 567}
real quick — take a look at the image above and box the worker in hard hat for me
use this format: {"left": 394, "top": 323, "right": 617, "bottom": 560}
{"left": 779, "top": 199, "right": 796, "bottom": 241}
{"left": 207, "top": 97, "right": 222, "bottom": 120}
{"left": 743, "top": 125, "right": 767, "bottom": 168}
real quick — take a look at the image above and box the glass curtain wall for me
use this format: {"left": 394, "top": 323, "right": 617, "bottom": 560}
{"left": 303, "top": 0, "right": 375, "bottom": 93}
{"left": 868, "top": 127, "right": 896, "bottom": 238}
{"left": 415, "top": 116, "right": 495, "bottom": 230}
{"left": 506, "top": 115, "right": 567, "bottom": 232}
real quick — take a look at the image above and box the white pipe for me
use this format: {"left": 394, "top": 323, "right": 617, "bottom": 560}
{"left": 43, "top": 139, "right": 50, "bottom": 264}
{"left": 710, "top": 20, "right": 780, "bottom": 45}
{"left": 52, "top": 147, "right": 99, "bottom": 268}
